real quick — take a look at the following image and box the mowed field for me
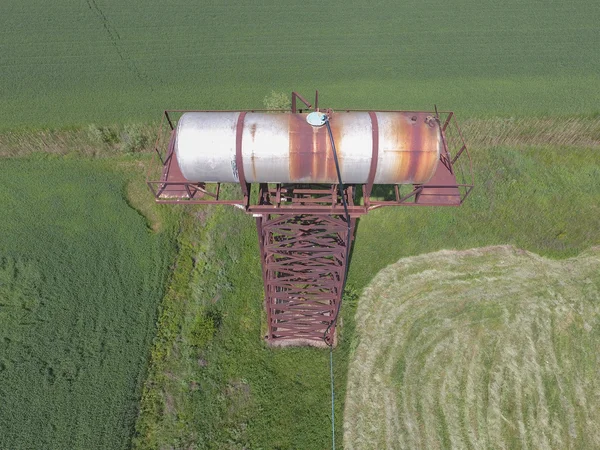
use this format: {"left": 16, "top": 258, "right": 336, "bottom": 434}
{"left": 345, "top": 246, "right": 600, "bottom": 449}
{"left": 1, "top": 0, "right": 600, "bottom": 129}
{"left": 0, "top": 157, "right": 174, "bottom": 449}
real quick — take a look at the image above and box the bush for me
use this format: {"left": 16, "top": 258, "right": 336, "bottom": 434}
{"left": 87, "top": 124, "right": 119, "bottom": 145}
{"left": 343, "top": 284, "right": 360, "bottom": 307}
{"left": 189, "top": 308, "right": 223, "bottom": 348}
{"left": 121, "top": 124, "right": 149, "bottom": 153}
{"left": 263, "top": 91, "right": 291, "bottom": 111}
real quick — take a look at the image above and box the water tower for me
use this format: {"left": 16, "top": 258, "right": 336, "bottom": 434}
{"left": 147, "top": 92, "right": 473, "bottom": 346}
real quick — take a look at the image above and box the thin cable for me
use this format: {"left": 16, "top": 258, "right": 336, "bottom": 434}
{"left": 330, "top": 345, "right": 336, "bottom": 449}
{"left": 323, "top": 117, "right": 352, "bottom": 344}
{"left": 322, "top": 115, "right": 351, "bottom": 450}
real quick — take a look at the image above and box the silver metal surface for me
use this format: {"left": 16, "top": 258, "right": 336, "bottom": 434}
{"left": 175, "top": 111, "right": 441, "bottom": 184}
{"left": 175, "top": 112, "right": 240, "bottom": 183}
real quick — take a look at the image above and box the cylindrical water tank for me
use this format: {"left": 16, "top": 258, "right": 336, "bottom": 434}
{"left": 175, "top": 111, "right": 441, "bottom": 185}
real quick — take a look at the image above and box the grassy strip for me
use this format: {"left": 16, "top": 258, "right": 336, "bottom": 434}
{"left": 134, "top": 196, "right": 357, "bottom": 448}
{"left": 0, "top": 123, "right": 157, "bottom": 158}
{"left": 460, "top": 116, "right": 600, "bottom": 150}
{"left": 1, "top": 116, "right": 597, "bottom": 159}
{"left": 133, "top": 207, "right": 201, "bottom": 447}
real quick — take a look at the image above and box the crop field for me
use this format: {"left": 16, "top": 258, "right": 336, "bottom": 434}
{"left": 2, "top": 0, "right": 600, "bottom": 129}
{"left": 345, "top": 246, "right": 600, "bottom": 449}
{"left": 0, "top": 157, "right": 174, "bottom": 449}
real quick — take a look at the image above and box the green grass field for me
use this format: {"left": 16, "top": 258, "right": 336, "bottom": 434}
{"left": 1, "top": 0, "right": 600, "bottom": 448}
{"left": 0, "top": 156, "right": 174, "bottom": 449}
{"left": 132, "top": 124, "right": 599, "bottom": 448}
{"left": 2, "top": 0, "right": 600, "bottom": 129}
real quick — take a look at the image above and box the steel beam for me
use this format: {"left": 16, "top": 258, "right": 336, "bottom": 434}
{"left": 257, "top": 211, "right": 356, "bottom": 345}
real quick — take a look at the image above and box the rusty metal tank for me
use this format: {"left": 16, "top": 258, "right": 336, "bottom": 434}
{"left": 175, "top": 111, "right": 441, "bottom": 184}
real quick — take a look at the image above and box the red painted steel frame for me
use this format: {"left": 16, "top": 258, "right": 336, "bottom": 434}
{"left": 257, "top": 213, "right": 355, "bottom": 345}
{"left": 146, "top": 96, "right": 473, "bottom": 345}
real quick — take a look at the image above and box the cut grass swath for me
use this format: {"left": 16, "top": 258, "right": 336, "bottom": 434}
{"left": 344, "top": 246, "right": 600, "bottom": 449}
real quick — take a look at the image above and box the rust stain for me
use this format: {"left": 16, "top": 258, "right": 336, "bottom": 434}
{"left": 329, "top": 114, "right": 343, "bottom": 182}
{"left": 407, "top": 114, "right": 422, "bottom": 182}
{"left": 289, "top": 113, "right": 339, "bottom": 183}
{"left": 387, "top": 112, "right": 439, "bottom": 184}
{"left": 250, "top": 123, "right": 257, "bottom": 142}
{"left": 415, "top": 115, "right": 441, "bottom": 183}
{"left": 387, "top": 112, "right": 407, "bottom": 182}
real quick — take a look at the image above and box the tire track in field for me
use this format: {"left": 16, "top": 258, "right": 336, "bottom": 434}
{"left": 84, "top": 0, "right": 154, "bottom": 89}
{"left": 344, "top": 246, "right": 600, "bottom": 449}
